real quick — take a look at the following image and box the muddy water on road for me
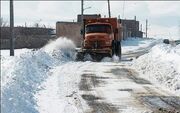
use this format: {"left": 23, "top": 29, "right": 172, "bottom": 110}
{"left": 78, "top": 62, "right": 180, "bottom": 113}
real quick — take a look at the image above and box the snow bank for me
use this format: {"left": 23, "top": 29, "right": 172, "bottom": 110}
{"left": 36, "top": 62, "right": 89, "bottom": 113}
{"left": 133, "top": 44, "right": 180, "bottom": 95}
{"left": 43, "top": 37, "right": 76, "bottom": 61}
{"left": 101, "top": 55, "right": 120, "bottom": 62}
{"left": 1, "top": 37, "right": 76, "bottom": 113}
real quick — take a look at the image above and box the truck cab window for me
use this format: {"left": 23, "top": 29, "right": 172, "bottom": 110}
{"left": 86, "top": 24, "right": 112, "bottom": 34}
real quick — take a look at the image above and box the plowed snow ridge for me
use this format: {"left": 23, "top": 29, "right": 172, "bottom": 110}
{"left": 133, "top": 44, "right": 180, "bottom": 96}
{"left": 1, "top": 37, "right": 76, "bottom": 113}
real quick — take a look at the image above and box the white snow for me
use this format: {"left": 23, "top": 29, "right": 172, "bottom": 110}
{"left": 1, "top": 36, "right": 179, "bottom": 113}
{"left": 133, "top": 43, "right": 180, "bottom": 96}
{"left": 1, "top": 37, "right": 76, "bottom": 113}
{"left": 35, "top": 62, "right": 89, "bottom": 113}
{"left": 101, "top": 55, "right": 120, "bottom": 62}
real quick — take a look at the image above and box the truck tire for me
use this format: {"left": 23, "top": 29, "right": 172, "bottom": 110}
{"left": 115, "top": 41, "right": 119, "bottom": 56}
{"left": 119, "top": 42, "right": 122, "bottom": 59}
{"left": 115, "top": 41, "right": 121, "bottom": 59}
{"left": 111, "top": 40, "right": 116, "bottom": 56}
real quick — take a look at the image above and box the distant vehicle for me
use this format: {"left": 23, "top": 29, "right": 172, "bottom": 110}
{"left": 76, "top": 18, "right": 122, "bottom": 61}
{"left": 175, "top": 40, "right": 180, "bottom": 45}
{"left": 163, "top": 39, "right": 170, "bottom": 44}
{"left": 163, "top": 39, "right": 180, "bottom": 45}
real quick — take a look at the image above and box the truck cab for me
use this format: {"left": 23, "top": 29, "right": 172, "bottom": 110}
{"left": 84, "top": 23, "right": 114, "bottom": 49}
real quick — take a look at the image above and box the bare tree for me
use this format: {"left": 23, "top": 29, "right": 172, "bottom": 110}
{"left": 33, "top": 19, "right": 42, "bottom": 28}
{"left": 0, "top": 17, "right": 9, "bottom": 27}
{"left": 34, "top": 23, "right": 39, "bottom": 28}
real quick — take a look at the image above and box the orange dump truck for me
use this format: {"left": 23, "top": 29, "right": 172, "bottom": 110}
{"left": 77, "top": 18, "right": 122, "bottom": 61}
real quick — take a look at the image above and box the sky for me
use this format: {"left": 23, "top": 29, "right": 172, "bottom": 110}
{"left": 1, "top": 1, "right": 180, "bottom": 39}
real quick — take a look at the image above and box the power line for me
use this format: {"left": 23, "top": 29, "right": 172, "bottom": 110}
{"left": 146, "top": 19, "right": 148, "bottom": 38}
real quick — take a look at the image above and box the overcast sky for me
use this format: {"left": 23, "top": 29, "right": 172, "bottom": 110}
{"left": 1, "top": 1, "right": 180, "bottom": 39}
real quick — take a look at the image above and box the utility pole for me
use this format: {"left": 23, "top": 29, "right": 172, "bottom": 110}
{"left": 179, "top": 21, "right": 180, "bottom": 37}
{"left": 146, "top": 19, "right": 148, "bottom": 38}
{"left": 107, "top": 0, "right": 111, "bottom": 18}
{"left": 122, "top": 0, "right": 125, "bottom": 19}
{"left": 134, "top": 16, "right": 136, "bottom": 38}
{"left": 140, "top": 24, "right": 142, "bottom": 31}
{"left": 118, "top": 15, "right": 120, "bottom": 20}
{"left": 81, "top": 0, "right": 84, "bottom": 23}
{"left": 81, "top": 0, "right": 84, "bottom": 40}
{"left": 10, "top": 0, "right": 14, "bottom": 56}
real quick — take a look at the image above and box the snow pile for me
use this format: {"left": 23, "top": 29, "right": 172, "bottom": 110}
{"left": 36, "top": 62, "right": 89, "bottom": 113}
{"left": 101, "top": 55, "right": 120, "bottom": 62}
{"left": 112, "top": 55, "right": 120, "bottom": 62}
{"left": 43, "top": 37, "right": 76, "bottom": 61}
{"left": 133, "top": 44, "right": 180, "bottom": 95}
{"left": 1, "top": 37, "right": 76, "bottom": 113}
{"left": 101, "top": 57, "right": 112, "bottom": 62}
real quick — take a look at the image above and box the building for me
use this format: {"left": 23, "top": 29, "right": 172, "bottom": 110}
{"left": 77, "top": 14, "right": 101, "bottom": 22}
{"left": 118, "top": 19, "right": 143, "bottom": 39}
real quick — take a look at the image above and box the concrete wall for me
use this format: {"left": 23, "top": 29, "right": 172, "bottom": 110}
{"left": 1, "top": 35, "right": 57, "bottom": 49}
{"left": 56, "top": 22, "right": 82, "bottom": 47}
{"left": 1, "top": 27, "right": 56, "bottom": 49}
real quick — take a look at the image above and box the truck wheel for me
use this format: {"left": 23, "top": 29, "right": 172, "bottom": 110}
{"left": 115, "top": 41, "right": 119, "bottom": 56}
{"left": 119, "top": 42, "right": 122, "bottom": 59}
{"left": 115, "top": 41, "right": 121, "bottom": 59}
{"left": 111, "top": 40, "right": 116, "bottom": 56}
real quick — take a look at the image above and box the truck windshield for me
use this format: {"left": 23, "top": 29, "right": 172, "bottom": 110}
{"left": 85, "top": 24, "right": 112, "bottom": 34}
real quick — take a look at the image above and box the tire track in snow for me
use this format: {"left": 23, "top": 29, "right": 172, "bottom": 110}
{"left": 36, "top": 62, "right": 91, "bottom": 113}
{"left": 79, "top": 73, "right": 118, "bottom": 113}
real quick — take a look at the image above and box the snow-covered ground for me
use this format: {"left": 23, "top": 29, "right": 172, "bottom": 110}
{"left": 35, "top": 62, "right": 89, "bottom": 113}
{"left": 133, "top": 43, "right": 180, "bottom": 96}
{"left": 1, "top": 38, "right": 77, "bottom": 113}
{"left": 1, "top": 37, "right": 180, "bottom": 113}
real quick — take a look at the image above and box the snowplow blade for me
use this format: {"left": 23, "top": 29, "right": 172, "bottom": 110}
{"left": 76, "top": 49, "right": 112, "bottom": 61}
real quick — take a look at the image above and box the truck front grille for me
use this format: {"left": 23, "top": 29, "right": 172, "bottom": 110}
{"left": 91, "top": 41, "right": 105, "bottom": 49}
